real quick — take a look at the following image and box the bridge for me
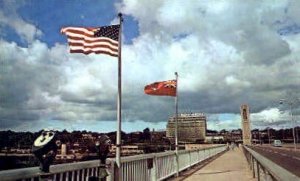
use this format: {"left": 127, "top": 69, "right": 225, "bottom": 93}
{"left": 0, "top": 144, "right": 299, "bottom": 181}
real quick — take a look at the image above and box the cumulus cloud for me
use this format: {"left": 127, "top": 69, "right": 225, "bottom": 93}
{"left": 1, "top": 1, "right": 300, "bottom": 131}
{"left": 0, "top": 1, "right": 42, "bottom": 43}
{"left": 116, "top": 0, "right": 300, "bottom": 125}
{"left": 250, "top": 107, "right": 299, "bottom": 129}
{"left": 0, "top": 40, "right": 64, "bottom": 125}
{"left": 0, "top": 39, "right": 121, "bottom": 129}
{"left": 118, "top": 0, "right": 292, "bottom": 65}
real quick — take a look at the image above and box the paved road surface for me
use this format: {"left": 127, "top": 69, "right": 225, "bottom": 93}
{"left": 183, "top": 147, "right": 255, "bottom": 181}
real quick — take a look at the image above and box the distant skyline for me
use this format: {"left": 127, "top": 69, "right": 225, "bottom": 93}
{"left": 1, "top": 0, "right": 300, "bottom": 132}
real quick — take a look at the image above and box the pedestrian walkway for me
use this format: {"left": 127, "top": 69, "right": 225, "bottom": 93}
{"left": 183, "top": 147, "right": 255, "bottom": 181}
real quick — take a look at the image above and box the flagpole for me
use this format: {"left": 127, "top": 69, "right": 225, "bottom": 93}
{"left": 116, "top": 13, "right": 123, "bottom": 172}
{"left": 174, "top": 72, "right": 179, "bottom": 177}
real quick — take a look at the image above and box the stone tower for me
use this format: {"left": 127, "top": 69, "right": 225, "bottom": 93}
{"left": 240, "top": 104, "right": 251, "bottom": 145}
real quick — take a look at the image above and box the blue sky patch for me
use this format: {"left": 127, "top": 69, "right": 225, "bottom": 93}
{"left": 0, "top": 25, "right": 28, "bottom": 46}
{"left": 278, "top": 24, "right": 300, "bottom": 36}
{"left": 5, "top": 0, "right": 139, "bottom": 47}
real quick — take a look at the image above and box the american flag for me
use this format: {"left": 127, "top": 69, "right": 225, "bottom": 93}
{"left": 61, "top": 25, "right": 120, "bottom": 57}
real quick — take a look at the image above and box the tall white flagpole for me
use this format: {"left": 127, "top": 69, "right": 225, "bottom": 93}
{"left": 175, "top": 72, "right": 179, "bottom": 176}
{"left": 116, "top": 13, "right": 123, "bottom": 172}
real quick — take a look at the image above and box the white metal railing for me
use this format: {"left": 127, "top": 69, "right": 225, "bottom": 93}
{"left": 242, "top": 146, "right": 299, "bottom": 181}
{"left": 107, "top": 145, "right": 227, "bottom": 181}
{"left": 0, "top": 145, "right": 226, "bottom": 181}
{"left": 0, "top": 160, "right": 101, "bottom": 181}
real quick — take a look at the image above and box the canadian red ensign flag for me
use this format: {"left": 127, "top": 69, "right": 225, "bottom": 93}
{"left": 144, "top": 80, "right": 177, "bottom": 97}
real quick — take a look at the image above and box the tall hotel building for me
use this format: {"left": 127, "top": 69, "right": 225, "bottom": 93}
{"left": 166, "top": 113, "right": 207, "bottom": 142}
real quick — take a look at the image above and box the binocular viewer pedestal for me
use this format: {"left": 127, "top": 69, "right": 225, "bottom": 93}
{"left": 32, "top": 132, "right": 112, "bottom": 181}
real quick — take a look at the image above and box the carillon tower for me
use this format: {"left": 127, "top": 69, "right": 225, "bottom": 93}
{"left": 240, "top": 104, "right": 251, "bottom": 145}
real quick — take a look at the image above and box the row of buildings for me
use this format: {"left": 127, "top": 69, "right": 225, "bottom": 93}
{"left": 165, "top": 112, "right": 248, "bottom": 144}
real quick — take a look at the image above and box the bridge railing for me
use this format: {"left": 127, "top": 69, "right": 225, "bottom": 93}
{"left": 0, "top": 145, "right": 226, "bottom": 181}
{"left": 242, "top": 145, "right": 299, "bottom": 181}
{"left": 0, "top": 159, "right": 102, "bottom": 181}
{"left": 108, "top": 145, "right": 226, "bottom": 181}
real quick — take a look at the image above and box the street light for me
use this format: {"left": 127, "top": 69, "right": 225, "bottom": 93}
{"left": 279, "top": 98, "right": 299, "bottom": 151}
{"left": 267, "top": 126, "right": 271, "bottom": 145}
{"left": 282, "top": 125, "right": 285, "bottom": 140}
{"left": 267, "top": 119, "right": 274, "bottom": 145}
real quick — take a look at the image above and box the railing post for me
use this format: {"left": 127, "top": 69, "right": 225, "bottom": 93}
{"left": 264, "top": 171, "right": 272, "bottom": 181}
{"left": 197, "top": 149, "right": 200, "bottom": 163}
{"left": 189, "top": 151, "right": 192, "bottom": 168}
{"left": 257, "top": 162, "right": 260, "bottom": 181}
{"left": 151, "top": 156, "right": 157, "bottom": 181}
{"left": 207, "top": 148, "right": 209, "bottom": 158}
{"left": 175, "top": 151, "right": 179, "bottom": 177}
{"left": 249, "top": 152, "right": 252, "bottom": 168}
{"left": 199, "top": 149, "right": 202, "bottom": 161}
{"left": 115, "top": 163, "right": 121, "bottom": 181}
{"left": 252, "top": 156, "right": 255, "bottom": 178}
{"left": 246, "top": 150, "right": 250, "bottom": 169}
{"left": 207, "top": 148, "right": 209, "bottom": 159}
{"left": 106, "top": 159, "right": 115, "bottom": 181}
{"left": 248, "top": 153, "right": 251, "bottom": 168}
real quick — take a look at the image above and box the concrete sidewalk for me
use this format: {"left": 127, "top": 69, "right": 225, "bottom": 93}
{"left": 183, "top": 147, "right": 255, "bottom": 181}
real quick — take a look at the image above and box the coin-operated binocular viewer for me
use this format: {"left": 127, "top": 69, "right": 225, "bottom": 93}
{"left": 89, "top": 135, "right": 111, "bottom": 181}
{"left": 32, "top": 130, "right": 57, "bottom": 180}
{"left": 96, "top": 135, "right": 111, "bottom": 164}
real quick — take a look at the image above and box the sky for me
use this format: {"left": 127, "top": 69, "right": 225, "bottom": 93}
{"left": 1, "top": 0, "right": 300, "bottom": 133}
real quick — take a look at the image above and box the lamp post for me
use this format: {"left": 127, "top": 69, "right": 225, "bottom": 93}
{"left": 267, "top": 127, "right": 271, "bottom": 145}
{"left": 268, "top": 119, "right": 274, "bottom": 145}
{"left": 259, "top": 130, "right": 261, "bottom": 145}
{"left": 282, "top": 125, "right": 285, "bottom": 140}
{"left": 279, "top": 98, "right": 299, "bottom": 151}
